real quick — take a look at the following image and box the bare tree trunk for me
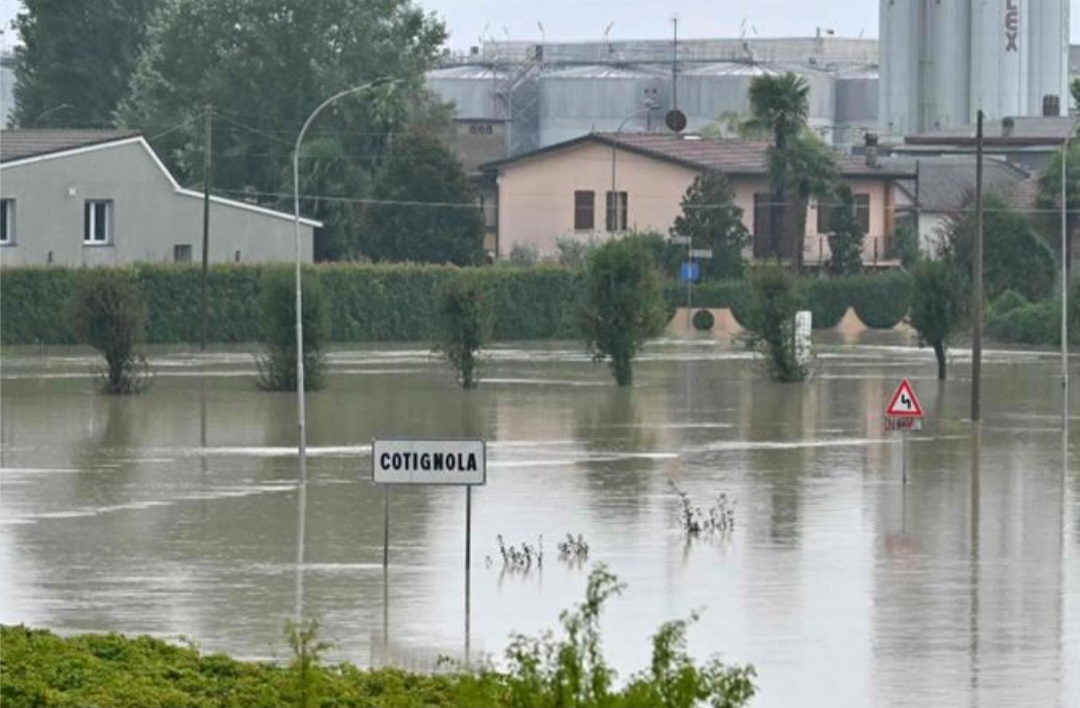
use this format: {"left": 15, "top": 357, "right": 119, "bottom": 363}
{"left": 933, "top": 340, "right": 946, "bottom": 380}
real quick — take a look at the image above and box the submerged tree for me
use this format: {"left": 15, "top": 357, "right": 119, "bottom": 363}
{"left": 826, "top": 185, "right": 865, "bottom": 276}
{"left": 256, "top": 268, "right": 329, "bottom": 392}
{"left": 742, "top": 267, "right": 806, "bottom": 382}
{"left": 581, "top": 235, "right": 668, "bottom": 386}
{"left": 433, "top": 275, "right": 492, "bottom": 388}
{"left": 73, "top": 269, "right": 150, "bottom": 394}
{"left": 908, "top": 259, "right": 967, "bottom": 380}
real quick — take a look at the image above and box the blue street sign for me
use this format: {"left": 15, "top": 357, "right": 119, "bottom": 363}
{"left": 679, "top": 261, "right": 699, "bottom": 283}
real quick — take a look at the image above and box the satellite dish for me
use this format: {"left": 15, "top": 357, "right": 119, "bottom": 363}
{"left": 665, "top": 109, "right": 687, "bottom": 133}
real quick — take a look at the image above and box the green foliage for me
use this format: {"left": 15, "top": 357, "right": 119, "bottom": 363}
{"left": 777, "top": 133, "right": 839, "bottom": 269}
{"left": 1036, "top": 143, "right": 1080, "bottom": 277}
{"left": 940, "top": 193, "right": 1056, "bottom": 302}
{"left": 747, "top": 72, "right": 810, "bottom": 150}
{"left": 555, "top": 237, "right": 595, "bottom": 269}
{"left": 118, "top": 0, "right": 449, "bottom": 261}
{"left": 826, "top": 186, "right": 865, "bottom": 276}
{"left": 797, "top": 278, "right": 849, "bottom": 329}
{"left": 1, "top": 568, "right": 755, "bottom": 708}
{"left": 692, "top": 309, "right": 716, "bottom": 331}
{"left": 581, "top": 236, "right": 669, "bottom": 386}
{"left": 1, "top": 264, "right": 584, "bottom": 346}
{"left": 509, "top": 243, "right": 540, "bottom": 267}
{"left": 908, "top": 260, "right": 967, "bottom": 379}
{"left": 892, "top": 223, "right": 921, "bottom": 269}
{"left": 1072, "top": 79, "right": 1080, "bottom": 112}
{"left": 72, "top": 268, "right": 149, "bottom": 394}
{"left": 987, "top": 284, "right": 1080, "bottom": 346}
{"left": 256, "top": 268, "right": 330, "bottom": 391}
{"left": 670, "top": 171, "right": 750, "bottom": 279}
{"left": 363, "top": 130, "right": 486, "bottom": 265}
{"left": 743, "top": 267, "right": 807, "bottom": 382}
{"left": 850, "top": 271, "right": 913, "bottom": 329}
{"left": 988, "top": 290, "right": 1029, "bottom": 319}
{"left": 636, "top": 231, "right": 685, "bottom": 280}
{"left": 434, "top": 274, "right": 492, "bottom": 388}
{"left": 11, "top": 0, "right": 160, "bottom": 128}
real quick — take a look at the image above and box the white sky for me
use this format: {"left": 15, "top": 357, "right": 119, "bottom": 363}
{"left": 2, "top": 0, "right": 1078, "bottom": 52}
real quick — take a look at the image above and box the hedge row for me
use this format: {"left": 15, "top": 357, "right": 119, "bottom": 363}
{"left": 1, "top": 265, "right": 912, "bottom": 346}
{"left": 663, "top": 270, "right": 913, "bottom": 330}
{"left": 0, "top": 264, "right": 583, "bottom": 346}
{"left": 986, "top": 285, "right": 1080, "bottom": 346}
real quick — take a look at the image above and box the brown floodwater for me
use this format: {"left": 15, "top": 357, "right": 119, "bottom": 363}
{"left": 1, "top": 334, "right": 1077, "bottom": 708}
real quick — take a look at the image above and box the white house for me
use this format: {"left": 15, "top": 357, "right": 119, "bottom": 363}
{"left": 0, "top": 130, "right": 319, "bottom": 267}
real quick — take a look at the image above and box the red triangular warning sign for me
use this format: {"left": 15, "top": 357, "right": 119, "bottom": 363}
{"left": 886, "top": 379, "right": 924, "bottom": 417}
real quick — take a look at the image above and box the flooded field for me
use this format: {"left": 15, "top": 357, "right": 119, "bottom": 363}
{"left": 1, "top": 335, "right": 1077, "bottom": 708}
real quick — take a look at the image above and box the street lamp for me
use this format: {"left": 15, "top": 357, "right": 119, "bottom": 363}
{"left": 292, "top": 77, "right": 397, "bottom": 484}
{"left": 609, "top": 102, "right": 657, "bottom": 232}
{"left": 1061, "top": 119, "right": 1078, "bottom": 425}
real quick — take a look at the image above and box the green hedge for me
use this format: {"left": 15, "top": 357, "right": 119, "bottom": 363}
{"left": 986, "top": 283, "right": 1080, "bottom": 346}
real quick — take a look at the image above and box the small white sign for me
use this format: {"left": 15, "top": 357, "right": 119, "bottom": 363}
{"left": 372, "top": 439, "right": 486, "bottom": 485}
{"left": 794, "top": 310, "right": 812, "bottom": 367}
{"left": 670, "top": 236, "right": 692, "bottom": 245}
{"left": 689, "top": 248, "right": 714, "bottom": 259}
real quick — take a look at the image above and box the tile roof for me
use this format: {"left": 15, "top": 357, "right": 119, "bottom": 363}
{"left": 880, "top": 156, "right": 1030, "bottom": 212}
{"left": 483, "top": 132, "right": 916, "bottom": 178}
{"left": 904, "top": 117, "right": 1079, "bottom": 146}
{"left": 1, "top": 129, "right": 141, "bottom": 163}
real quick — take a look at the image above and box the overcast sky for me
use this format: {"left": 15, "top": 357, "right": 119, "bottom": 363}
{"left": 1, "top": 0, "right": 1078, "bottom": 51}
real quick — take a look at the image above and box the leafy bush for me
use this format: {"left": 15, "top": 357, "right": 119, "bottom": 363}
{"left": 581, "top": 236, "right": 668, "bottom": 386}
{"left": 434, "top": 274, "right": 492, "bottom": 388}
{"left": 72, "top": 268, "right": 149, "bottom": 394}
{"left": 988, "top": 289, "right": 1029, "bottom": 319}
{"left": 692, "top": 309, "right": 715, "bottom": 331}
{"left": 850, "top": 271, "right": 913, "bottom": 328}
{"left": 908, "top": 260, "right": 967, "bottom": 379}
{"left": 508, "top": 243, "right": 539, "bottom": 267}
{"left": 825, "top": 185, "right": 865, "bottom": 277}
{"left": 555, "top": 237, "right": 594, "bottom": 269}
{"left": 256, "top": 268, "right": 330, "bottom": 392}
{"left": 742, "top": 267, "right": 807, "bottom": 382}
{"left": 797, "top": 278, "right": 850, "bottom": 329}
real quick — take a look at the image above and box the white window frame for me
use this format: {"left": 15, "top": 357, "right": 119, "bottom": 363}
{"left": 84, "top": 199, "right": 113, "bottom": 245}
{"left": 0, "top": 199, "right": 13, "bottom": 245}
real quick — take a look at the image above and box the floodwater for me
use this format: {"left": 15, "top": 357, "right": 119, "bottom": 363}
{"left": 1, "top": 334, "right": 1077, "bottom": 708}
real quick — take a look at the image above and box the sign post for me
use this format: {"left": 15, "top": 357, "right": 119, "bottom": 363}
{"left": 372, "top": 439, "right": 486, "bottom": 664}
{"left": 884, "top": 379, "right": 925, "bottom": 484}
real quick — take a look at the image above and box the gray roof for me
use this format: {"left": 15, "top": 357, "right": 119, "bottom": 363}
{"left": 882, "top": 156, "right": 1030, "bottom": 212}
{"left": 905, "top": 117, "right": 1079, "bottom": 147}
{"left": 485, "top": 132, "right": 915, "bottom": 179}
{"left": 1, "top": 129, "right": 141, "bottom": 163}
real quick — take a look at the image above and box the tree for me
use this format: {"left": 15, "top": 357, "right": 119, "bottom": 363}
{"left": 742, "top": 267, "right": 806, "bottom": 382}
{"left": 363, "top": 131, "right": 485, "bottom": 265}
{"left": 118, "top": 0, "right": 449, "bottom": 260}
{"left": 11, "top": 0, "right": 160, "bottom": 128}
{"left": 1036, "top": 142, "right": 1080, "bottom": 281}
{"left": 73, "top": 269, "right": 150, "bottom": 394}
{"left": 908, "top": 260, "right": 967, "bottom": 380}
{"left": 670, "top": 171, "right": 751, "bottom": 279}
{"left": 581, "top": 236, "right": 668, "bottom": 386}
{"left": 779, "top": 133, "right": 838, "bottom": 270}
{"left": 256, "top": 268, "right": 329, "bottom": 392}
{"left": 433, "top": 275, "right": 492, "bottom": 389}
{"left": 748, "top": 72, "right": 809, "bottom": 264}
{"left": 1072, "top": 79, "right": 1080, "bottom": 112}
{"left": 940, "top": 193, "right": 1056, "bottom": 303}
{"left": 825, "top": 185, "right": 865, "bottom": 276}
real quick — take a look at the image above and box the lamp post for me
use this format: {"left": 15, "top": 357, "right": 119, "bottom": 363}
{"left": 1061, "top": 120, "right": 1077, "bottom": 425}
{"left": 292, "top": 77, "right": 396, "bottom": 484}
{"left": 609, "top": 102, "right": 657, "bottom": 233}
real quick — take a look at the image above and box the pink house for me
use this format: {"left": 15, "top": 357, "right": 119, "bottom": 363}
{"left": 481, "top": 133, "right": 917, "bottom": 266}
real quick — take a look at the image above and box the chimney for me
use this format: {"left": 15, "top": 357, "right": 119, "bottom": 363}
{"left": 1001, "top": 116, "right": 1015, "bottom": 137}
{"left": 864, "top": 132, "right": 879, "bottom": 168}
{"left": 1042, "top": 94, "right": 1060, "bottom": 117}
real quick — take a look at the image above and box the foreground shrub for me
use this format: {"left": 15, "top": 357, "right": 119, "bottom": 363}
{"left": 850, "top": 271, "right": 912, "bottom": 328}
{"left": 692, "top": 309, "right": 716, "bottom": 331}
{"left": 256, "top": 268, "right": 329, "bottom": 392}
{"left": 798, "top": 278, "right": 850, "bottom": 329}
{"left": 743, "top": 267, "right": 807, "bottom": 382}
{"left": 908, "top": 260, "right": 967, "bottom": 379}
{"left": 72, "top": 269, "right": 149, "bottom": 394}
{"left": 581, "top": 236, "right": 668, "bottom": 386}
{"left": 433, "top": 274, "right": 492, "bottom": 388}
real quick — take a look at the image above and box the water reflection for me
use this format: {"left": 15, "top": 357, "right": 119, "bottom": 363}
{"left": 0, "top": 342, "right": 1076, "bottom": 707}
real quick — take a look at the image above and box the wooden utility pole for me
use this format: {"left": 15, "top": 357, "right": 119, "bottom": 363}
{"left": 200, "top": 105, "right": 212, "bottom": 351}
{"left": 971, "top": 110, "right": 984, "bottom": 422}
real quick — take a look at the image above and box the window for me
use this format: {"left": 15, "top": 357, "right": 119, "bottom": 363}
{"left": 574, "top": 190, "right": 595, "bottom": 230}
{"left": 753, "top": 193, "right": 773, "bottom": 258}
{"left": 173, "top": 244, "right": 193, "bottom": 263}
{"left": 605, "top": 191, "right": 628, "bottom": 232}
{"left": 0, "top": 199, "right": 13, "bottom": 245}
{"left": 84, "top": 200, "right": 112, "bottom": 244}
{"left": 816, "top": 192, "right": 871, "bottom": 234}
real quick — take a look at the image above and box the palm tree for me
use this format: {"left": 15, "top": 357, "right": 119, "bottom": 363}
{"left": 747, "top": 73, "right": 813, "bottom": 268}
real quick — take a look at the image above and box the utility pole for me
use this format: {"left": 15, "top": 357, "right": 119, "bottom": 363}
{"left": 971, "top": 110, "right": 984, "bottom": 423}
{"left": 671, "top": 17, "right": 678, "bottom": 114}
{"left": 201, "top": 105, "right": 212, "bottom": 352}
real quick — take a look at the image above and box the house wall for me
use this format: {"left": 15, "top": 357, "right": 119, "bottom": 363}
{"left": 495, "top": 140, "right": 899, "bottom": 265}
{"left": 0, "top": 140, "right": 314, "bottom": 267}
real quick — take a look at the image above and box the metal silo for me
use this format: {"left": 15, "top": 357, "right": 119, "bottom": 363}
{"left": 679, "top": 62, "right": 779, "bottom": 134}
{"left": 925, "top": 0, "right": 971, "bottom": 129}
{"left": 798, "top": 67, "right": 837, "bottom": 142}
{"left": 537, "top": 64, "right": 668, "bottom": 147}
{"left": 879, "top": 0, "right": 920, "bottom": 140}
{"left": 425, "top": 65, "right": 507, "bottom": 120}
{"left": 970, "top": 0, "right": 1025, "bottom": 119}
{"left": 835, "top": 66, "right": 879, "bottom": 147}
{"left": 1026, "top": 0, "right": 1069, "bottom": 115}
